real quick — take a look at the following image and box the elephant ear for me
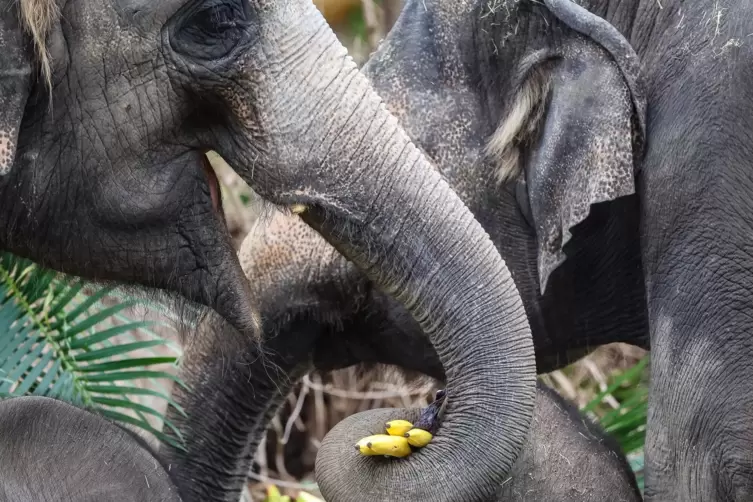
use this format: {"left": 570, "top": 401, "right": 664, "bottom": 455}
{"left": 0, "top": 3, "right": 35, "bottom": 175}
{"left": 492, "top": 1, "right": 646, "bottom": 293}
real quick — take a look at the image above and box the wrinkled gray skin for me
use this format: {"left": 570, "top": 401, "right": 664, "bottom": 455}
{"left": 0, "top": 1, "right": 537, "bottom": 501}
{"left": 164, "top": 311, "right": 641, "bottom": 502}
{"left": 0, "top": 396, "right": 179, "bottom": 501}
{"left": 171, "top": 0, "right": 753, "bottom": 500}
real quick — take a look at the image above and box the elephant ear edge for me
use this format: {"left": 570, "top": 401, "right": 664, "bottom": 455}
{"left": 528, "top": 36, "right": 642, "bottom": 294}
{"left": 0, "top": 3, "right": 38, "bottom": 176}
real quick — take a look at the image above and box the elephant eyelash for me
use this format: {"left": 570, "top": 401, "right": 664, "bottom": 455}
{"left": 198, "top": 4, "right": 248, "bottom": 36}
{"left": 209, "top": 5, "right": 242, "bottom": 31}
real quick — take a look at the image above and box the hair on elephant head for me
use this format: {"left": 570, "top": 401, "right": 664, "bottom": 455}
{"left": 0, "top": 396, "right": 179, "bottom": 501}
{"left": 0, "top": 2, "right": 537, "bottom": 501}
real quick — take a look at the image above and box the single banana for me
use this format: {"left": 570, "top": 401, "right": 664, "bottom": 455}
{"left": 404, "top": 428, "right": 434, "bottom": 448}
{"left": 385, "top": 420, "right": 414, "bottom": 437}
{"left": 355, "top": 434, "right": 412, "bottom": 458}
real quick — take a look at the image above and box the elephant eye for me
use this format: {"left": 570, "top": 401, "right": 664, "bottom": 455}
{"left": 173, "top": 1, "right": 252, "bottom": 61}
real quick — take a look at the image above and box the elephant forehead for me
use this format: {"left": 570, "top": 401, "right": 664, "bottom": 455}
{"left": 65, "top": 0, "right": 187, "bottom": 38}
{"left": 114, "top": 0, "right": 186, "bottom": 22}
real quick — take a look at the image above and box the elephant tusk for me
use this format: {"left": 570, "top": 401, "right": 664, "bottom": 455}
{"left": 290, "top": 204, "right": 307, "bottom": 214}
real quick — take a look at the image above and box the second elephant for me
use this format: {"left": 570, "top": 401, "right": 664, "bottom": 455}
{"left": 162, "top": 306, "right": 641, "bottom": 502}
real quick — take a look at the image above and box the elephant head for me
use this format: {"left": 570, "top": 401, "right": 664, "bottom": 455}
{"left": 0, "top": 396, "right": 179, "bottom": 501}
{"left": 0, "top": 1, "right": 536, "bottom": 500}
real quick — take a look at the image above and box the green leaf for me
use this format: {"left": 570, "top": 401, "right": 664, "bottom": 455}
{"left": 66, "top": 322, "right": 156, "bottom": 351}
{"left": 0, "top": 252, "right": 188, "bottom": 449}
{"left": 72, "top": 340, "right": 168, "bottom": 362}
{"left": 83, "top": 370, "right": 184, "bottom": 385}
{"left": 14, "top": 349, "right": 55, "bottom": 395}
{"left": 78, "top": 357, "right": 177, "bottom": 373}
{"left": 57, "top": 301, "right": 139, "bottom": 340}
{"left": 98, "top": 409, "right": 187, "bottom": 452}
{"left": 85, "top": 385, "right": 186, "bottom": 417}
{"left": 582, "top": 356, "right": 649, "bottom": 414}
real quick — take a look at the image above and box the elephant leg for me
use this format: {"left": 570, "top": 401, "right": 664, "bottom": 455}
{"left": 642, "top": 224, "right": 753, "bottom": 500}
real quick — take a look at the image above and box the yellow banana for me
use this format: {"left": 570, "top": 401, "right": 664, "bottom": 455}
{"left": 355, "top": 434, "right": 412, "bottom": 458}
{"left": 404, "top": 428, "right": 433, "bottom": 448}
{"left": 385, "top": 420, "right": 414, "bottom": 437}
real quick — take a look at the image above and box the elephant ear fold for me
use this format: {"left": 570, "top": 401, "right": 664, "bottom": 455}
{"left": 0, "top": 4, "right": 35, "bottom": 175}
{"left": 521, "top": 34, "right": 643, "bottom": 294}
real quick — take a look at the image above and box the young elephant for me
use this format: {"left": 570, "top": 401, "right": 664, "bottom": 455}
{"left": 161, "top": 308, "right": 641, "bottom": 501}
{"left": 0, "top": 396, "right": 179, "bottom": 502}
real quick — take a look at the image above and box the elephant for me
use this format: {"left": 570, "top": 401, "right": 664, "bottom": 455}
{"left": 169, "top": 0, "right": 753, "bottom": 499}
{"left": 0, "top": 396, "right": 179, "bottom": 501}
{"left": 0, "top": 2, "right": 539, "bottom": 500}
{"left": 163, "top": 303, "right": 642, "bottom": 502}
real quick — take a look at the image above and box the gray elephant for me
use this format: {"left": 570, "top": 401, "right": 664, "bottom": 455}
{"left": 0, "top": 2, "right": 538, "bottom": 499}
{"left": 0, "top": 396, "right": 179, "bottom": 501}
{"left": 163, "top": 309, "right": 641, "bottom": 502}
{"left": 172, "top": 0, "right": 752, "bottom": 499}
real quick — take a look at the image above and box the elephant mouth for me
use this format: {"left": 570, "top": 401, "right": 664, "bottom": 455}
{"left": 201, "top": 153, "right": 222, "bottom": 215}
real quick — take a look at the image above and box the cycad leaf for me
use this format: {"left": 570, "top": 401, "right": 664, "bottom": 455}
{"left": 98, "top": 409, "right": 187, "bottom": 452}
{"left": 14, "top": 349, "right": 56, "bottom": 395}
{"left": 0, "top": 252, "right": 187, "bottom": 450}
{"left": 85, "top": 385, "right": 186, "bottom": 417}
{"left": 78, "top": 357, "right": 177, "bottom": 373}
{"left": 67, "top": 322, "right": 155, "bottom": 351}
{"left": 72, "top": 340, "right": 168, "bottom": 362}
{"left": 4, "top": 341, "right": 46, "bottom": 386}
{"left": 46, "top": 278, "right": 86, "bottom": 320}
{"left": 50, "top": 285, "right": 117, "bottom": 330}
{"left": 33, "top": 358, "right": 62, "bottom": 396}
{"left": 58, "top": 301, "right": 139, "bottom": 341}
{"left": 82, "top": 370, "right": 184, "bottom": 385}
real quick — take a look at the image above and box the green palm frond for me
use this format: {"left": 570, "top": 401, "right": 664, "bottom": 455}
{"left": 582, "top": 355, "right": 650, "bottom": 493}
{"left": 0, "top": 252, "right": 187, "bottom": 451}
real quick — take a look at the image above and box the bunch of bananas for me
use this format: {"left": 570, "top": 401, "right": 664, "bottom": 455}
{"left": 354, "top": 390, "right": 447, "bottom": 459}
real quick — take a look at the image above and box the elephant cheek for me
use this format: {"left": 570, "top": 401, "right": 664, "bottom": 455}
{"left": 201, "top": 153, "right": 222, "bottom": 214}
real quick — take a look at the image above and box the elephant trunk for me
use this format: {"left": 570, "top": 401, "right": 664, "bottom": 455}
{"left": 213, "top": 5, "right": 537, "bottom": 499}
{"left": 293, "top": 58, "right": 536, "bottom": 502}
